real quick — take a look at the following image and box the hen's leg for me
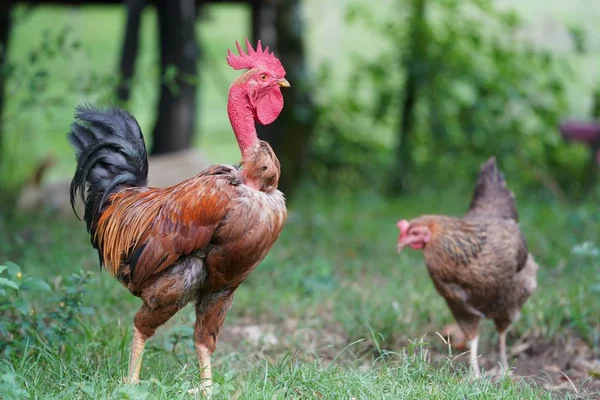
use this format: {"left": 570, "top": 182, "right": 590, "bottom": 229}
{"left": 497, "top": 330, "right": 508, "bottom": 370}
{"left": 466, "top": 335, "right": 481, "bottom": 378}
{"left": 127, "top": 303, "right": 179, "bottom": 383}
{"left": 189, "top": 292, "right": 235, "bottom": 397}
{"left": 494, "top": 316, "right": 512, "bottom": 372}
{"left": 454, "top": 313, "right": 482, "bottom": 378}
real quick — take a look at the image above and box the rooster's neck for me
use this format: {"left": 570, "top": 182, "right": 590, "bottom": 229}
{"left": 227, "top": 85, "right": 257, "bottom": 160}
{"left": 227, "top": 83, "right": 280, "bottom": 192}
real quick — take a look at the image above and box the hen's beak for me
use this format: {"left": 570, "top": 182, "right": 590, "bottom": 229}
{"left": 277, "top": 78, "right": 291, "bottom": 88}
{"left": 396, "top": 242, "right": 406, "bottom": 254}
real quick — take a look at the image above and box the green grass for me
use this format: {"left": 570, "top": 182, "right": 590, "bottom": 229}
{"left": 1, "top": 188, "right": 599, "bottom": 399}
{"left": 0, "top": 348, "right": 558, "bottom": 399}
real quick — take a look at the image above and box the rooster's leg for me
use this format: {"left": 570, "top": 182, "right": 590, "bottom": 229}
{"left": 192, "top": 342, "right": 212, "bottom": 397}
{"left": 189, "top": 292, "right": 235, "bottom": 398}
{"left": 127, "top": 326, "right": 146, "bottom": 383}
{"left": 127, "top": 303, "right": 179, "bottom": 384}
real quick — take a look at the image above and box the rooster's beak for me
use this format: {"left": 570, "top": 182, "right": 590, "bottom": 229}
{"left": 277, "top": 78, "right": 291, "bottom": 88}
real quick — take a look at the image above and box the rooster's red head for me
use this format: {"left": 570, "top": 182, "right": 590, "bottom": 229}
{"left": 226, "top": 38, "right": 290, "bottom": 127}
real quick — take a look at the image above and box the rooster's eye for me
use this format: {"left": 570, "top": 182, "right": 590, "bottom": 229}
{"left": 259, "top": 74, "right": 268, "bottom": 81}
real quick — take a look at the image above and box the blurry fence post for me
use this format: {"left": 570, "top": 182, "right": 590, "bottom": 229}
{"left": 254, "top": 0, "right": 315, "bottom": 198}
{"left": 116, "top": 0, "right": 147, "bottom": 102}
{"left": 0, "top": 0, "right": 13, "bottom": 165}
{"left": 151, "top": 0, "right": 199, "bottom": 155}
{"left": 389, "top": 0, "right": 427, "bottom": 194}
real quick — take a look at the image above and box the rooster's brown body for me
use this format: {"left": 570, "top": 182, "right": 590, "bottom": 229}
{"left": 69, "top": 39, "right": 290, "bottom": 396}
{"left": 397, "top": 158, "right": 538, "bottom": 376}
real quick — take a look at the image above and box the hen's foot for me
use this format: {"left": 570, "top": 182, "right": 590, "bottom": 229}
{"left": 188, "top": 382, "right": 212, "bottom": 398}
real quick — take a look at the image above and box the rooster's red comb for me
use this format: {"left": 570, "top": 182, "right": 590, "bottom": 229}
{"left": 226, "top": 38, "right": 286, "bottom": 77}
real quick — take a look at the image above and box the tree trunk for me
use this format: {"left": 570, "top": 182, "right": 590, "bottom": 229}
{"left": 0, "top": 1, "right": 12, "bottom": 167}
{"left": 592, "top": 87, "right": 600, "bottom": 120}
{"left": 390, "top": 67, "right": 417, "bottom": 193}
{"left": 251, "top": 0, "right": 276, "bottom": 47}
{"left": 116, "top": 0, "right": 146, "bottom": 102}
{"left": 151, "top": 0, "right": 199, "bottom": 155}
{"left": 254, "top": 0, "right": 315, "bottom": 198}
{"left": 388, "top": 0, "right": 426, "bottom": 194}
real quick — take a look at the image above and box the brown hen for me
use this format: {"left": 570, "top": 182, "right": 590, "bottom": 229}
{"left": 396, "top": 157, "right": 538, "bottom": 377}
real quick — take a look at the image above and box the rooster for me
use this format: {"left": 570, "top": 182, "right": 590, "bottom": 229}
{"left": 396, "top": 158, "right": 538, "bottom": 377}
{"left": 68, "top": 39, "right": 290, "bottom": 396}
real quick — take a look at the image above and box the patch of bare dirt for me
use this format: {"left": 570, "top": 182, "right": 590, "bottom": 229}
{"left": 218, "top": 316, "right": 348, "bottom": 364}
{"left": 506, "top": 335, "right": 599, "bottom": 398}
{"left": 435, "top": 323, "right": 600, "bottom": 398}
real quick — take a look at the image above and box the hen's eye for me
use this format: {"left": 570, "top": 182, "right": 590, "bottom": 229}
{"left": 259, "top": 74, "right": 268, "bottom": 81}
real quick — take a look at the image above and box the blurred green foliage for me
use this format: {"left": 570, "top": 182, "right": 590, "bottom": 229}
{"left": 0, "top": 261, "right": 94, "bottom": 358}
{"left": 0, "top": 1, "right": 597, "bottom": 201}
{"left": 310, "top": 0, "right": 592, "bottom": 199}
{"left": 0, "top": 5, "right": 254, "bottom": 201}
{"left": 0, "top": 21, "right": 116, "bottom": 191}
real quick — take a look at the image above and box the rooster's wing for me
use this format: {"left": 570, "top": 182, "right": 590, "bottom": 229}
{"left": 96, "top": 165, "right": 239, "bottom": 288}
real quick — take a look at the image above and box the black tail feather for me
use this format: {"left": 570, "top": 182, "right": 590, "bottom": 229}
{"left": 68, "top": 105, "right": 148, "bottom": 234}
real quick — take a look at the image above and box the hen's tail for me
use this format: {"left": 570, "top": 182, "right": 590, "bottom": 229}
{"left": 68, "top": 105, "right": 148, "bottom": 234}
{"left": 466, "top": 157, "right": 519, "bottom": 221}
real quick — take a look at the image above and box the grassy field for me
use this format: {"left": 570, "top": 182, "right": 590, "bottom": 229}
{"left": 1, "top": 187, "right": 600, "bottom": 398}
{"left": 1, "top": 1, "right": 600, "bottom": 399}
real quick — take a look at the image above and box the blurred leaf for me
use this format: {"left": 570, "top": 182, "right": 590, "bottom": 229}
{"left": 567, "top": 24, "right": 587, "bottom": 55}
{"left": 78, "top": 306, "right": 95, "bottom": 315}
{"left": 29, "top": 69, "right": 49, "bottom": 92}
{"left": 163, "top": 64, "right": 178, "bottom": 83}
{"left": 4, "top": 261, "right": 21, "bottom": 277}
{"left": 0, "top": 277, "right": 18, "bottom": 290}
{"left": 20, "top": 277, "right": 51, "bottom": 292}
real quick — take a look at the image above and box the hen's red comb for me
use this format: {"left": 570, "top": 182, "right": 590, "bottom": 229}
{"left": 397, "top": 220, "right": 410, "bottom": 236}
{"left": 226, "top": 38, "right": 286, "bottom": 77}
